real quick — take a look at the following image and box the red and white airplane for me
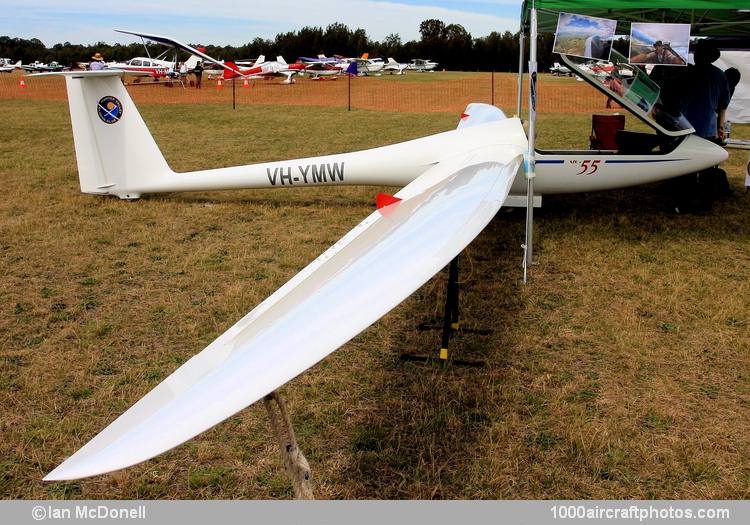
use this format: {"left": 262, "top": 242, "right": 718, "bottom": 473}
{"left": 223, "top": 56, "right": 307, "bottom": 84}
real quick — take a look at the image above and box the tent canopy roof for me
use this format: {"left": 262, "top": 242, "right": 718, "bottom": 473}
{"left": 521, "top": 1, "right": 750, "bottom": 36}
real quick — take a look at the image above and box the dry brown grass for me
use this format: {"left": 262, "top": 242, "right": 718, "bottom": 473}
{"left": 0, "top": 98, "right": 749, "bottom": 500}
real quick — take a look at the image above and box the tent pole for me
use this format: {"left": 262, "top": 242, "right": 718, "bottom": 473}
{"left": 524, "top": 3, "right": 538, "bottom": 278}
{"left": 516, "top": 27, "right": 525, "bottom": 118}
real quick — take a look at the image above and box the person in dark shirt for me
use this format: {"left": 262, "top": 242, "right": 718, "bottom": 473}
{"left": 193, "top": 61, "right": 204, "bottom": 89}
{"left": 681, "top": 40, "right": 730, "bottom": 140}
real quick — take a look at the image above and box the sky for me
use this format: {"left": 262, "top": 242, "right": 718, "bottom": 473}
{"left": 0, "top": 0, "right": 522, "bottom": 47}
{"left": 631, "top": 22, "right": 692, "bottom": 48}
{"left": 556, "top": 13, "right": 617, "bottom": 38}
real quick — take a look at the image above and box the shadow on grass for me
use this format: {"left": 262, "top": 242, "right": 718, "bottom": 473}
{"left": 340, "top": 213, "right": 525, "bottom": 499}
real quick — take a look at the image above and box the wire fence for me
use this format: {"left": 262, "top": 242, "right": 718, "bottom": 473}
{"left": 1, "top": 70, "right": 613, "bottom": 114}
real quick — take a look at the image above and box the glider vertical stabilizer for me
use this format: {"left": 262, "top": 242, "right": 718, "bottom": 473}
{"left": 36, "top": 71, "right": 174, "bottom": 199}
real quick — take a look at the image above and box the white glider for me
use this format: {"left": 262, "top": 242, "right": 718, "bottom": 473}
{"left": 38, "top": 45, "right": 729, "bottom": 479}
{"left": 34, "top": 33, "right": 727, "bottom": 205}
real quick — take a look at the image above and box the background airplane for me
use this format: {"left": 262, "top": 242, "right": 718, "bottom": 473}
{"left": 21, "top": 60, "right": 64, "bottom": 72}
{"left": 382, "top": 58, "right": 408, "bottom": 75}
{"left": 406, "top": 58, "right": 438, "bottom": 72}
{"left": 343, "top": 53, "right": 384, "bottom": 76}
{"left": 107, "top": 56, "right": 173, "bottom": 77}
{"left": 115, "top": 29, "right": 304, "bottom": 84}
{"left": 549, "top": 61, "right": 572, "bottom": 76}
{"left": 0, "top": 58, "right": 20, "bottom": 73}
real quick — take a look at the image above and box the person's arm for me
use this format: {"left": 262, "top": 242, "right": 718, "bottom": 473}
{"left": 717, "top": 108, "right": 727, "bottom": 140}
{"left": 630, "top": 51, "right": 653, "bottom": 63}
{"left": 717, "top": 72, "right": 731, "bottom": 140}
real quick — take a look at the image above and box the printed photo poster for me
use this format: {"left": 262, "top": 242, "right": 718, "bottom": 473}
{"left": 629, "top": 23, "right": 690, "bottom": 66}
{"left": 553, "top": 12, "right": 617, "bottom": 61}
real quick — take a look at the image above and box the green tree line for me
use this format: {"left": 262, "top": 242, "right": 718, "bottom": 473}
{"left": 1, "top": 20, "right": 630, "bottom": 72}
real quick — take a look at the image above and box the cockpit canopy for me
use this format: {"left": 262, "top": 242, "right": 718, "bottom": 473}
{"left": 561, "top": 49, "right": 695, "bottom": 137}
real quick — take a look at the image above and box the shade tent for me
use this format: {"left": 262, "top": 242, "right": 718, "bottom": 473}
{"left": 517, "top": 1, "right": 750, "bottom": 269}
{"left": 521, "top": 1, "right": 750, "bottom": 36}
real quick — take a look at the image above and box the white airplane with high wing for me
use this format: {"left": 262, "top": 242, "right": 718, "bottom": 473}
{"left": 21, "top": 60, "right": 64, "bottom": 72}
{"left": 407, "top": 58, "right": 438, "bottom": 72}
{"left": 549, "top": 61, "right": 572, "bottom": 76}
{"left": 344, "top": 53, "right": 384, "bottom": 76}
{"left": 0, "top": 58, "right": 21, "bottom": 73}
{"left": 107, "top": 56, "right": 174, "bottom": 77}
{"left": 382, "top": 58, "right": 408, "bottom": 75}
{"left": 34, "top": 34, "right": 727, "bottom": 482}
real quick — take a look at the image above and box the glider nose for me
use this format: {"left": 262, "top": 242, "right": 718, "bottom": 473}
{"left": 685, "top": 134, "right": 729, "bottom": 171}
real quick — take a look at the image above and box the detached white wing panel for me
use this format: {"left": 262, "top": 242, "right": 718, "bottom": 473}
{"left": 45, "top": 135, "right": 525, "bottom": 481}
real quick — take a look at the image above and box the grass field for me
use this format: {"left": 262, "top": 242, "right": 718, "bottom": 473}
{"left": 1, "top": 99, "right": 749, "bottom": 499}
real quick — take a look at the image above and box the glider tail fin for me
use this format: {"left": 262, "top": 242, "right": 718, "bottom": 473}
{"left": 57, "top": 71, "right": 172, "bottom": 199}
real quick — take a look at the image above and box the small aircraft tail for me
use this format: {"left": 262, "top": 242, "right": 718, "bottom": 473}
{"left": 387, "top": 58, "right": 397, "bottom": 64}
{"left": 254, "top": 55, "right": 265, "bottom": 66}
{"left": 35, "top": 71, "right": 172, "bottom": 199}
{"left": 223, "top": 61, "right": 241, "bottom": 79}
{"left": 184, "top": 54, "right": 199, "bottom": 71}
{"left": 361, "top": 53, "right": 369, "bottom": 60}
{"left": 276, "top": 56, "right": 287, "bottom": 65}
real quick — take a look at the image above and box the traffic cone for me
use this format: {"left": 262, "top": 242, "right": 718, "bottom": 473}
{"left": 216, "top": 78, "right": 223, "bottom": 88}
{"left": 19, "top": 76, "right": 26, "bottom": 89}
{"left": 242, "top": 78, "right": 249, "bottom": 88}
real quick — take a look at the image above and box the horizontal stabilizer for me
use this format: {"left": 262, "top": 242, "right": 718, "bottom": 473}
{"left": 29, "top": 70, "right": 134, "bottom": 78}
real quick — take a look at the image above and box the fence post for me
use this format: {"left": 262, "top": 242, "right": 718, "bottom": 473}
{"left": 491, "top": 70, "right": 495, "bottom": 106}
{"left": 348, "top": 73, "right": 351, "bottom": 111}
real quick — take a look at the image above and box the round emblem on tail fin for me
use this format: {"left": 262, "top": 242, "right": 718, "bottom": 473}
{"left": 97, "top": 96, "right": 123, "bottom": 124}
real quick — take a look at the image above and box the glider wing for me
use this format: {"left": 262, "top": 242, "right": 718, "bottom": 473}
{"left": 45, "top": 116, "right": 525, "bottom": 481}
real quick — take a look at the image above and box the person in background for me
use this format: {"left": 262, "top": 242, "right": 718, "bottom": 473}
{"left": 671, "top": 40, "right": 732, "bottom": 213}
{"left": 179, "top": 61, "right": 188, "bottom": 81}
{"left": 89, "top": 53, "right": 106, "bottom": 71}
{"left": 681, "top": 40, "right": 730, "bottom": 141}
{"left": 193, "top": 60, "right": 204, "bottom": 89}
{"left": 725, "top": 67, "right": 740, "bottom": 99}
